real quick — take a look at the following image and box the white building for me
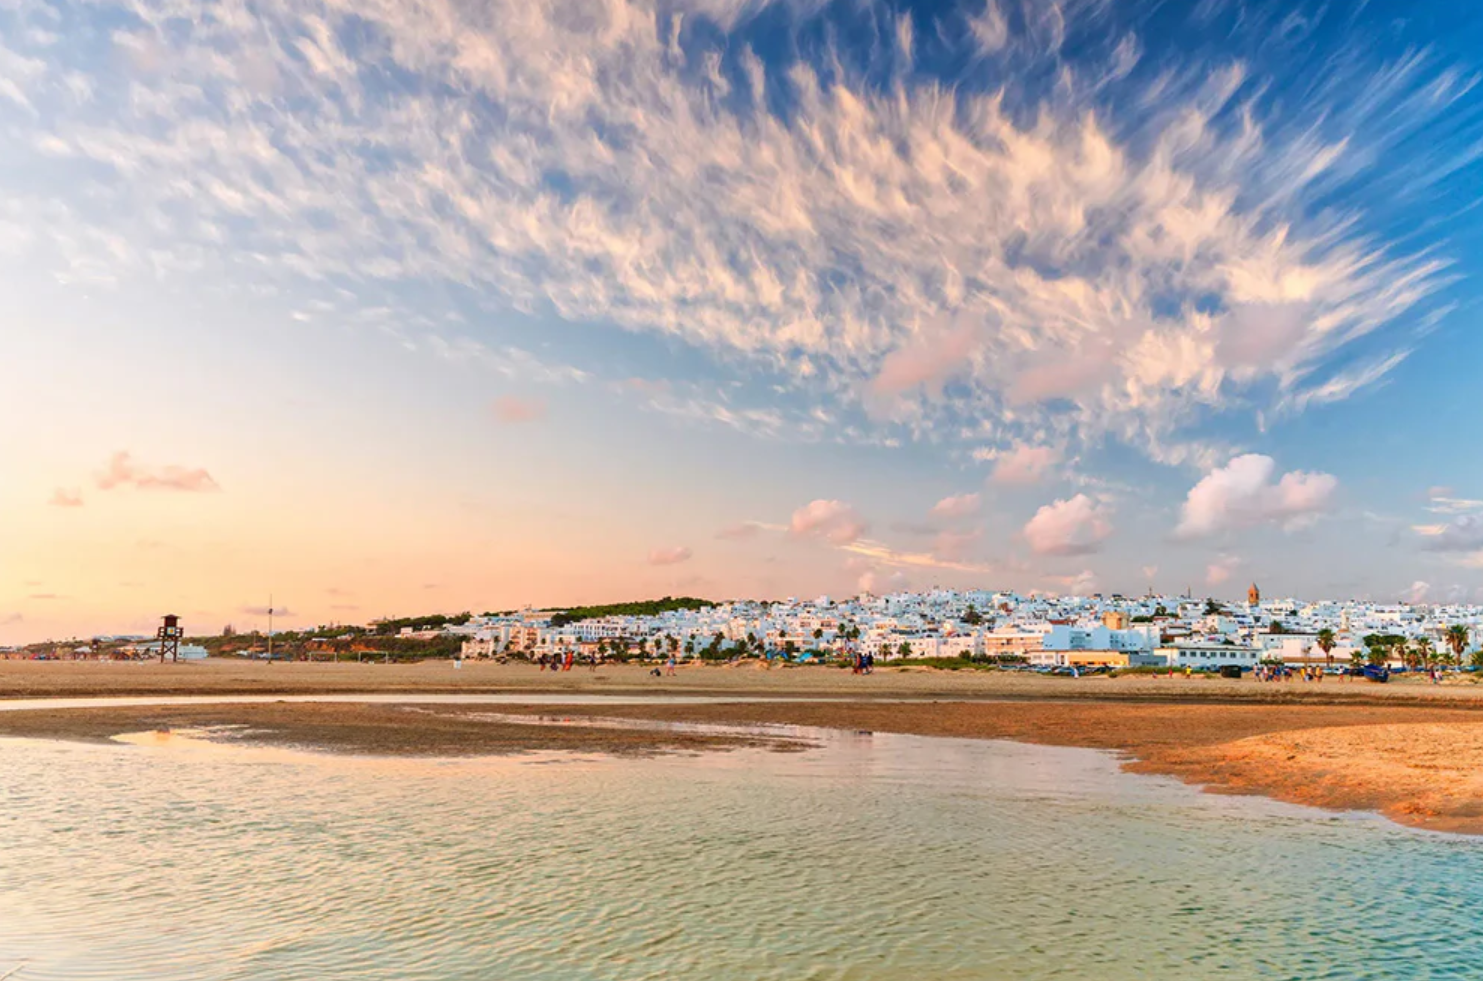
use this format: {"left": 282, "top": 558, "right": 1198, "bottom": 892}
{"left": 1163, "top": 642, "right": 1262, "bottom": 669}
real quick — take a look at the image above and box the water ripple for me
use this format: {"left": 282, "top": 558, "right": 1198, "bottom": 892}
{"left": 1, "top": 732, "right": 1481, "bottom": 979}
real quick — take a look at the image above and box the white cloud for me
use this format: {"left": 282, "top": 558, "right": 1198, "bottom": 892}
{"left": 986, "top": 444, "right": 1059, "bottom": 485}
{"left": 1206, "top": 554, "right": 1240, "bottom": 586}
{"left": 1175, "top": 454, "right": 1336, "bottom": 538}
{"left": 0, "top": 0, "right": 1459, "bottom": 461}
{"left": 1417, "top": 515, "right": 1483, "bottom": 553}
{"left": 857, "top": 568, "right": 909, "bottom": 595}
{"left": 1046, "top": 569, "right": 1099, "bottom": 596}
{"left": 931, "top": 492, "right": 981, "bottom": 519}
{"left": 790, "top": 499, "right": 868, "bottom": 545}
{"left": 647, "top": 545, "right": 693, "bottom": 565}
{"left": 1426, "top": 493, "right": 1483, "bottom": 516}
{"left": 1402, "top": 580, "right": 1431, "bottom": 605}
{"left": 1023, "top": 494, "right": 1113, "bottom": 556}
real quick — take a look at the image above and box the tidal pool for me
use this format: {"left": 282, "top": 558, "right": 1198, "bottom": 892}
{"left": 0, "top": 721, "right": 1478, "bottom": 979}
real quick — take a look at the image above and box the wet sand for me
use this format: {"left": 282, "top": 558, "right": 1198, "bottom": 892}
{"left": 6, "top": 658, "right": 1483, "bottom": 704}
{"left": 478, "top": 700, "right": 1483, "bottom": 833}
{"left": 0, "top": 701, "right": 793, "bottom": 757}
{"left": 7, "top": 660, "right": 1483, "bottom": 832}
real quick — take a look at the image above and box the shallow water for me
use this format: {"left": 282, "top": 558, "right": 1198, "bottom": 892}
{"left": 1, "top": 724, "right": 1480, "bottom": 979}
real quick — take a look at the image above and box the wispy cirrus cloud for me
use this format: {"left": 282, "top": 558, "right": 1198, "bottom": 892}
{"left": 0, "top": 0, "right": 1468, "bottom": 466}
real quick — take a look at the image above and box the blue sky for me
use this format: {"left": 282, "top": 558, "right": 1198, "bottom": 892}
{"left": 3, "top": 0, "right": 1483, "bottom": 642}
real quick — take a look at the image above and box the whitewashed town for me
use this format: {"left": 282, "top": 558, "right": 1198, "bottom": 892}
{"left": 12, "top": 585, "right": 1482, "bottom": 675}
{"left": 439, "top": 584, "right": 1482, "bottom": 674}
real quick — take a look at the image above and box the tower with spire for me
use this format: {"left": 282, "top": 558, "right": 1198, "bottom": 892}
{"left": 1247, "top": 582, "right": 1261, "bottom": 607}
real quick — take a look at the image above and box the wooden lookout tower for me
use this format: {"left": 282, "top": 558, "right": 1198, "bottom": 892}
{"left": 157, "top": 614, "right": 183, "bottom": 663}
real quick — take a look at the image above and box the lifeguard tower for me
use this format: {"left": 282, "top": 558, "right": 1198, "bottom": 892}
{"left": 157, "top": 614, "right": 183, "bottom": 663}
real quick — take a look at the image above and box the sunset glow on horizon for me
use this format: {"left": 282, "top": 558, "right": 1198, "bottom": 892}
{"left": 6, "top": 0, "right": 1483, "bottom": 644}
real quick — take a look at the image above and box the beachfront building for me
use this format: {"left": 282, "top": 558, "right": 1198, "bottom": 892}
{"left": 1041, "top": 624, "right": 1156, "bottom": 655}
{"left": 1162, "top": 642, "right": 1262, "bottom": 670}
{"left": 981, "top": 628, "right": 1046, "bottom": 659}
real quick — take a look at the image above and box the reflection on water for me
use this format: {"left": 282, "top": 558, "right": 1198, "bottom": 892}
{"left": 2, "top": 727, "right": 1481, "bottom": 980}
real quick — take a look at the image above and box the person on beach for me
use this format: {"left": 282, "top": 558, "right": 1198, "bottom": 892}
{"left": 666, "top": 654, "right": 676, "bottom": 676}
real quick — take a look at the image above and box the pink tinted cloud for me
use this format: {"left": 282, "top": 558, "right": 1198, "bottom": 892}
{"left": 989, "top": 444, "right": 1058, "bottom": 485}
{"left": 648, "top": 545, "right": 693, "bottom": 566}
{"left": 870, "top": 325, "right": 978, "bottom": 397}
{"left": 1175, "top": 454, "right": 1337, "bottom": 539}
{"left": 1007, "top": 346, "right": 1115, "bottom": 405}
{"left": 1022, "top": 494, "right": 1113, "bottom": 556}
{"left": 857, "top": 568, "right": 909, "bottom": 595}
{"left": 492, "top": 395, "right": 547, "bottom": 424}
{"left": 716, "top": 521, "right": 764, "bottom": 540}
{"left": 1206, "top": 555, "right": 1240, "bottom": 586}
{"left": 48, "top": 487, "right": 84, "bottom": 507}
{"left": 96, "top": 452, "right": 220, "bottom": 492}
{"left": 931, "top": 492, "right": 981, "bottom": 519}
{"left": 932, "top": 527, "right": 983, "bottom": 562}
{"left": 241, "top": 604, "right": 292, "bottom": 617}
{"left": 790, "top": 499, "right": 868, "bottom": 545}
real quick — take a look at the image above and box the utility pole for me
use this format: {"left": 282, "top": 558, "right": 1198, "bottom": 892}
{"left": 267, "top": 595, "right": 274, "bottom": 664}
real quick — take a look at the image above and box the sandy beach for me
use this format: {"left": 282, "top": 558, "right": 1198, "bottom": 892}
{"left": 6, "top": 659, "right": 1483, "bottom": 833}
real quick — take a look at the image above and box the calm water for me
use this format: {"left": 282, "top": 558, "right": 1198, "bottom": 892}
{"left": 1, "top": 719, "right": 1481, "bottom": 980}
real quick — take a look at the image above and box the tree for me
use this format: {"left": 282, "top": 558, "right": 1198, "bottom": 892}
{"left": 897, "top": 641, "right": 912, "bottom": 659}
{"left": 1316, "top": 628, "right": 1336, "bottom": 668}
{"left": 1411, "top": 637, "right": 1436, "bottom": 673}
{"left": 1446, "top": 624, "right": 1469, "bottom": 669}
{"left": 1204, "top": 599, "right": 1223, "bottom": 616}
{"left": 1268, "top": 620, "right": 1287, "bottom": 635}
{"left": 963, "top": 605, "right": 983, "bottom": 626}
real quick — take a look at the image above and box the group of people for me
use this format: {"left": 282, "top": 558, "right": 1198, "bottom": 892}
{"left": 537, "top": 651, "right": 601, "bottom": 672}
{"left": 1254, "top": 664, "right": 1326, "bottom": 682}
{"left": 850, "top": 651, "right": 875, "bottom": 674}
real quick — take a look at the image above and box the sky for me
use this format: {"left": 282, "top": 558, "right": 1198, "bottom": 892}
{"left": 4, "top": 0, "right": 1483, "bottom": 643}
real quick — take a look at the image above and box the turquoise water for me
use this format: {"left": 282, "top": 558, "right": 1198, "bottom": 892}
{"left": 1, "top": 721, "right": 1480, "bottom": 979}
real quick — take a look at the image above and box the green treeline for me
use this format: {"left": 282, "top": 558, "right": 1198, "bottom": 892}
{"left": 549, "top": 597, "right": 715, "bottom": 627}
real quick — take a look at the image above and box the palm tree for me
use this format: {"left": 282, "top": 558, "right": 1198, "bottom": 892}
{"left": 1413, "top": 637, "right": 1436, "bottom": 673}
{"left": 897, "top": 641, "right": 912, "bottom": 659}
{"left": 1316, "top": 628, "right": 1336, "bottom": 669}
{"left": 1445, "top": 624, "right": 1469, "bottom": 670}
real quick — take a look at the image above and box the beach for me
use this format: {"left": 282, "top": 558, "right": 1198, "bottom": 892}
{"left": 6, "top": 659, "right": 1483, "bottom": 833}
